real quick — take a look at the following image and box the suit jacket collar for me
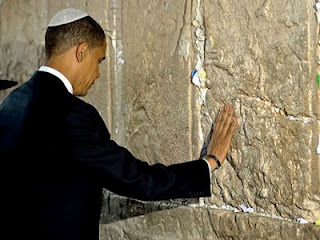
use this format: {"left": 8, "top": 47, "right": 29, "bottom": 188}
{"left": 39, "top": 66, "right": 73, "bottom": 94}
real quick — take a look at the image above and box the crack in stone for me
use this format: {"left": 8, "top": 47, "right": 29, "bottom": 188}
{"left": 173, "top": 0, "right": 190, "bottom": 59}
{"left": 237, "top": 92, "right": 318, "bottom": 123}
{"left": 213, "top": 61, "right": 234, "bottom": 76}
{"left": 105, "top": 193, "right": 314, "bottom": 227}
{"left": 192, "top": 0, "right": 208, "bottom": 106}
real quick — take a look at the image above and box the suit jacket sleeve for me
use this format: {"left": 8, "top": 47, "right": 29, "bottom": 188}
{"left": 66, "top": 100, "right": 211, "bottom": 201}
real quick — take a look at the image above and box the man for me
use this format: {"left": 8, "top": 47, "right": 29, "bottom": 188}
{"left": 0, "top": 8, "right": 238, "bottom": 240}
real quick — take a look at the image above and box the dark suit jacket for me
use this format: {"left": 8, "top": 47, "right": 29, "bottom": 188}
{"left": 0, "top": 71, "right": 211, "bottom": 240}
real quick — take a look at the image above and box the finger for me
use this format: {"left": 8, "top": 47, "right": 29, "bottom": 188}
{"left": 215, "top": 104, "right": 234, "bottom": 136}
{"left": 226, "top": 117, "right": 238, "bottom": 140}
{"left": 215, "top": 105, "right": 226, "bottom": 123}
{"left": 214, "top": 105, "right": 226, "bottom": 133}
{"left": 221, "top": 105, "right": 235, "bottom": 135}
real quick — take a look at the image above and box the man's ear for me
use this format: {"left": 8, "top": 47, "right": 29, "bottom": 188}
{"left": 76, "top": 42, "right": 89, "bottom": 62}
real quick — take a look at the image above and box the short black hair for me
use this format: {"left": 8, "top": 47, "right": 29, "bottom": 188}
{"left": 45, "top": 16, "right": 106, "bottom": 59}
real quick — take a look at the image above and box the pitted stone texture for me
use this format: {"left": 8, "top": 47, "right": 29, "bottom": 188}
{"left": 0, "top": 0, "right": 47, "bottom": 101}
{"left": 203, "top": 0, "right": 316, "bottom": 115}
{"left": 0, "top": 0, "right": 319, "bottom": 234}
{"left": 99, "top": 190, "right": 184, "bottom": 224}
{"left": 99, "top": 207, "right": 320, "bottom": 240}
{"left": 207, "top": 97, "right": 319, "bottom": 220}
{"left": 201, "top": 0, "right": 320, "bottom": 221}
{"left": 118, "top": 0, "right": 195, "bottom": 164}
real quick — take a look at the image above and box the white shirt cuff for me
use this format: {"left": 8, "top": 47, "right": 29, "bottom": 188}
{"left": 202, "top": 158, "right": 212, "bottom": 179}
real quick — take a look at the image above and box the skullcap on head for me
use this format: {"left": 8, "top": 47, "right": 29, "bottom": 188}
{"left": 48, "top": 8, "right": 89, "bottom": 27}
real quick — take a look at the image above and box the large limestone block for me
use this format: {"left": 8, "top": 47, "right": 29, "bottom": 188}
{"left": 99, "top": 207, "right": 320, "bottom": 240}
{"left": 0, "top": 0, "right": 47, "bottom": 86}
{"left": 117, "top": 0, "right": 196, "bottom": 164}
{"left": 200, "top": 0, "right": 320, "bottom": 221}
{"left": 0, "top": 0, "right": 49, "bottom": 102}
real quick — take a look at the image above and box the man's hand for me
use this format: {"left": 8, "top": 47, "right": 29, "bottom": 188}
{"left": 205, "top": 104, "right": 238, "bottom": 170}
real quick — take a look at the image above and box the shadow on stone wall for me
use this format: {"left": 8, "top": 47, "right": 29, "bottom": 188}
{"left": 100, "top": 190, "right": 199, "bottom": 224}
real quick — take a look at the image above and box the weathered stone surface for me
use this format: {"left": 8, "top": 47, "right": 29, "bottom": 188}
{"left": 0, "top": 0, "right": 319, "bottom": 239}
{"left": 199, "top": 0, "right": 320, "bottom": 221}
{"left": 116, "top": 0, "right": 196, "bottom": 163}
{"left": 0, "top": 0, "right": 47, "bottom": 100}
{"left": 100, "top": 206, "right": 320, "bottom": 240}
{"left": 99, "top": 190, "right": 183, "bottom": 224}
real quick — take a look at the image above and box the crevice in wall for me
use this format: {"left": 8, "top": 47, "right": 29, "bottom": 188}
{"left": 109, "top": 0, "right": 126, "bottom": 145}
{"left": 107, "top": 194, "right": 314, "bottom": 225}
{"left": 192, "top": 0, "right": 215, "bottom": 156}
{"left": 192, "top": 0, "right": 208, "bottom": 106}
{"left": 236, "top": 91, "right": 318, "bottom": 124}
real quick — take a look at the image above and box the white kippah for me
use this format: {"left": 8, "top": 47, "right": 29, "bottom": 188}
{"left": 48, "top": 8, "right": 89, "bottom": 27}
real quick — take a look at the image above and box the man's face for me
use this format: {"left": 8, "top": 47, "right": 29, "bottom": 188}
{"left": 75, "top": 40, "right": 106, "bottom": 96}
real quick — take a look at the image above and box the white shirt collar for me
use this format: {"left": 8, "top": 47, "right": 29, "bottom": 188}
{"left": 39, "top": 66, "right": 73, "bottom": 94}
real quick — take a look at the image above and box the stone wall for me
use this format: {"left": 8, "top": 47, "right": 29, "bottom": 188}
{"left": 200, "top": 0, "right": 320, "bottom": 221}
{"left": 0, "top": 0, "right": 319, "bottom": 239}
{"left": 99, "top": 206, "right": 320, "bottom": 240}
